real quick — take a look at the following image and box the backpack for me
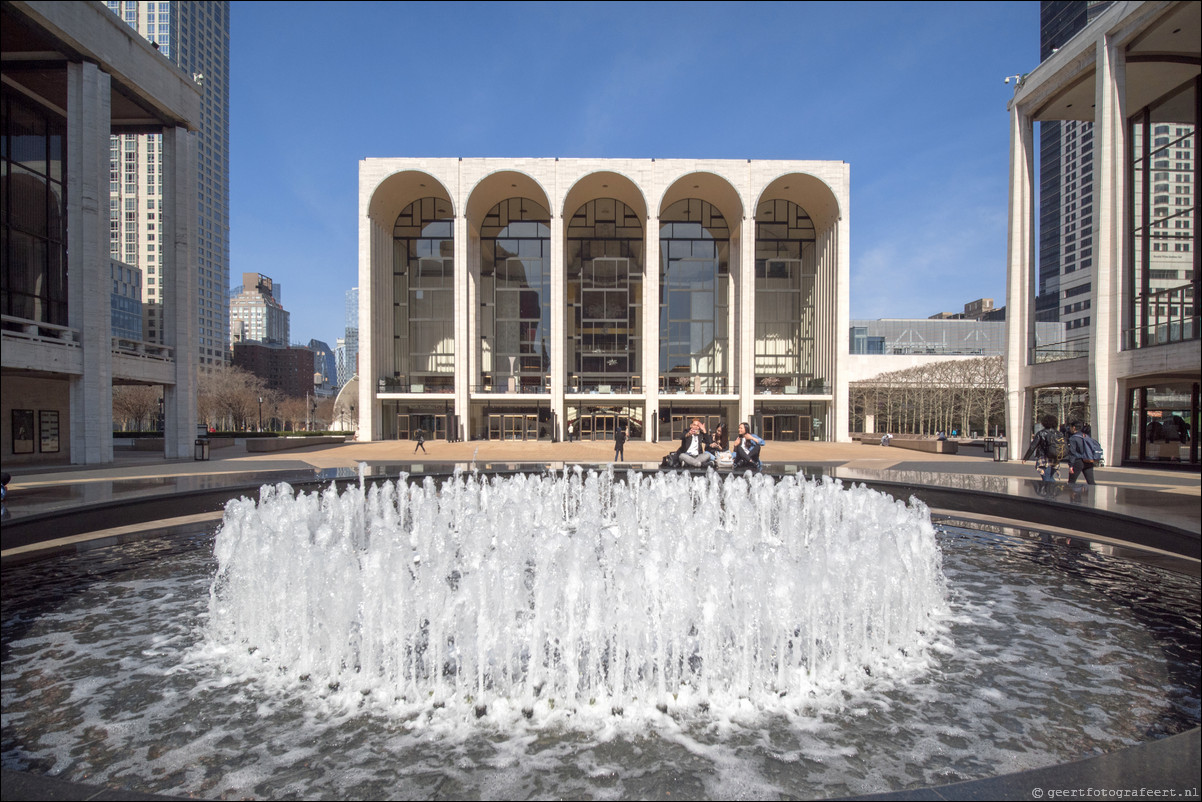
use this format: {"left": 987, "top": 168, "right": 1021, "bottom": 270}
{"left": 1081, "top": 435, "right": 1104, "bottom": 462}
{"left": 1045, "top": 429, "right": 1068, "bottom": 462}
{"left": 660, "top": 452, "right": 682, "bottom": 469}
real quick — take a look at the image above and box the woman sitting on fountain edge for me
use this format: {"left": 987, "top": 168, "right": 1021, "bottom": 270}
{"left": 733, "top": 422, "right": 763, "bottom": 473}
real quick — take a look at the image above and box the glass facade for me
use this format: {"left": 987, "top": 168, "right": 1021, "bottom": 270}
{"left": 566, "top": 198, "right": 643, "bottom": 392}
{"left": 1127, "top": 77, "right": 1199, "bottom": 351}
{"left": 1127, "top": 381, "right": 1199, "bottom": 466}
{"left": 659, "top": 199, "right": 729, "bottom": 393}
{"left": 392, "top": 197, "right": 455, "bottom": 391}
{"left": 754, "top": 199, "right": 817, "bottom": 392}
{"left": 1, "top": 87, "right": 67, "bottom": 327}
{"left": 480, "top": 198, "right": 551, "bottom": 392}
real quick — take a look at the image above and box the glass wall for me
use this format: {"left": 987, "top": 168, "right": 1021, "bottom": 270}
{"left": 754, "top": 199, "right": 818, "bottom": 392}
{"left": 392, "top": 197, "right": 454, "bottom": 391}
{"left": 479, "top": 198, "right": 551, "bottom": 392}
{"left": 566, "top": 198, "right": 643, "bottom": 392}
{"left": 1126, "top": 381, "right": 1199, "bottom": 466}
{"left": 1127, "top": 77, "right": 1199, "bottom": 350}
{"left": 659, "top": 199, "right": 729, "bottom": 393}
{"left": 1, "top": 86, "right": 67, "bottom": 327}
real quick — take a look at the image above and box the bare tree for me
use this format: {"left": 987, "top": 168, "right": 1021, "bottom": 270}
{"left": 198, "top": 366, "right": 268, "bottom": 431}
{"left": 850, "top": 357, "right": 1005, "bottom": 437}
{"left": 112, "top": 384, "right": 162, "bottom": 431}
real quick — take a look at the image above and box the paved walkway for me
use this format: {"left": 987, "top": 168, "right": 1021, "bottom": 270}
{"left": 8, "top": 437, "right": 1200, "bottom": 493}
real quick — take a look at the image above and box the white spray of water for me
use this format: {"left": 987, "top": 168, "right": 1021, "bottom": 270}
{"left": 206, "top": 469, "right": 947, "bottom": 721}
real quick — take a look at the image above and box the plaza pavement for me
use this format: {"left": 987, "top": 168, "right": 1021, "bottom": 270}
{"left": 7, "top": 436, "right": 1199, "bottom": 496}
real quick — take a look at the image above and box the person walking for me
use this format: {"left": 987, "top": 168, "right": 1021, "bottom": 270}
{"left": 413, "top": 427, "right": 427, "bottom": 454}
{"left": 1066, "top": 420, "right": 1100, "bottom": 485}
{"left": 1022, "top": 415, "right": 1065, "bottom": 482}
{"left": 614, "top": 425, "right": 627, "bottom": 461}
{"left": 567, "top": 422, "right": 574, "bottom": 443}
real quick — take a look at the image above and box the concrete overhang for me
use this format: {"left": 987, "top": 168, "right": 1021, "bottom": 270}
{"left": 1, "top": 0, "right": 201, "bottom": 132}
{"left": 1010, "top": 0, "right": 1199, "bottom": 123}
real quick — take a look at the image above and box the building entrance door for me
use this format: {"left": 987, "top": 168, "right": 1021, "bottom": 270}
{"left": 487, "top": 414, "right": 538, "bottom": 441}
{"left": 592, "top": 414, "right": 616, "bottom": 441}
{"left": 407, "top": 414, "right": 446, "bottom": 440}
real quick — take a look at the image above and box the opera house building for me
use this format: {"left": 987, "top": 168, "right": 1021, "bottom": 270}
{"left": 357, "top": 159, "right": 850, "bottom": 444}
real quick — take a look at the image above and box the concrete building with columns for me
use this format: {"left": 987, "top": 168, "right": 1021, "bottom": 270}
{"left": 358, "top": 158, "right": 850, "bottom": 444}
{"left": 1, "top": 0, "right": 199, "bottom": 464}
{"left": 1005, "top": 0, "right": 1199, "bottom": 468}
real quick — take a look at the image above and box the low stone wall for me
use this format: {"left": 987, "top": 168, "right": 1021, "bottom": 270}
{"left": 856, "top": 434, "right": 958, "bottom": 454}
{"left": 244, "top": 436, "right": 347, "bottom": 453}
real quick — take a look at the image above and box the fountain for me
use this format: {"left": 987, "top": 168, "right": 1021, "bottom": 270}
{"left": 2, "top": 468, "right": 1198, "bottom": 799}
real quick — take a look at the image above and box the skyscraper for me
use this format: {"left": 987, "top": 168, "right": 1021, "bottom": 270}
{"left": 105, "top": 1, "right": 230, "bottom": 368}
{"left": 1035, "top": 1, "right": 1112, "bottom": 336}
{"left": 229, "top": 273, "right": 289, "bottom": 345}
{"left": 342, "top": 287, "right": 359, "bottom": 385}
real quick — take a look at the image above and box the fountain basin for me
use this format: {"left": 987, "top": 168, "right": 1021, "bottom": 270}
{"left": 2, "top": 466, "right": 1202, "bottom": 798}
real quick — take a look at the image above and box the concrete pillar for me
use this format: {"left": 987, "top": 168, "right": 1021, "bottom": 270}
{"left": 1004, "top": 98, "right": 1036, "bottom": 452}
{"left": 160, "top": 125, "right": 198, "bottom": 459}
{"left": 66, "top": 61, "right": 113, "bottom": 465}
{"left": 1090, "top": 36, "right": 1127, "bottom": 462}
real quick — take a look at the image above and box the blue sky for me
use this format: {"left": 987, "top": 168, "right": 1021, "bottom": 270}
{"left": 229, "top": 1, "right": 1039, "bottom": 347}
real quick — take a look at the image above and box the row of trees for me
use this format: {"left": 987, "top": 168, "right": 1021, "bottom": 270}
{"left": 112, "top": 366, "right": 337, "bottom": 432}
{"left": 849, "top": 357, "right": 1005, "bottom": 437}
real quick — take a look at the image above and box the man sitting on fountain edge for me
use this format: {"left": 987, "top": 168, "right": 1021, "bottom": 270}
{"left": 677, "top": 417, "right": 713, "bottom": 468}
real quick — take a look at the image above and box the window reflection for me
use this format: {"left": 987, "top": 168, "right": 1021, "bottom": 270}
{"left": 392, "top": 197, "right": 454, "bottom": 390}
{"left": 659, "top": 199, "right": 729, "bottom": 393}
{"left": 566, "top": 198, "right": 643, "bottom": 392}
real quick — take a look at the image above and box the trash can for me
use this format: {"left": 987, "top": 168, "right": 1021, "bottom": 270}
{"left": 993, "top": 442, "right": 1008, "bottom": 462}
{"left": 983, "top": 437, "right": 995, "bottom": 454}
{"left": 194, "top": 439, "right": 210, "bottom": 461}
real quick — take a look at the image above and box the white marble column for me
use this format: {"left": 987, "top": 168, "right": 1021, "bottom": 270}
{"left": 738, "top": 210, "right": 756, "bottom": 426}
{"left": 1090, "top": 36, "right": 1127, "bottom": 462}
{"left": 66, "top": 61, "right": 113, "bottom": 464}
{"left": 643, "top": 214, "right": 660, "bottom": 440}
{"left": 1004, "top": 98, "right": 1036, "bottom": 454}
{"left": 455, "top": 208, "right": 471, "bottom": 439}
{"left": 549, "top": 211, "right": 566, "bottom": 439}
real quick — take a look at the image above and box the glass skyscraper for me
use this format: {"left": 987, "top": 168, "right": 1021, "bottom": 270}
{"left": 105, "top": 1, "right": 230, "bottom": 367}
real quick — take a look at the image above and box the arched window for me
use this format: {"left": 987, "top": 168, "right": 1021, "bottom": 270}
{"left": 565, "top": 198, "right": 644, "bottom": 391}
{"left": 754, "top": 198, "right": 817, "bottom": 391}
{"left": 392, "top": 197, "right": 454, "bottom": 390}
{"left": 659, "top": 199, "right": 729, "bottom": 392}
{"left": 480, "top": 198, "right": 551, "bottom": 389}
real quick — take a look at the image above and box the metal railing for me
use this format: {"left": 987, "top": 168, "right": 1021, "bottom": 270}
{"left": 1124, "top": 284, "right": 1198, "bottom": 349}
{"left": 1031, "top": 335, "right": 1090, "bottom": 364}
{"left": 376, "top": 378, "right": 454, "bottom": 394}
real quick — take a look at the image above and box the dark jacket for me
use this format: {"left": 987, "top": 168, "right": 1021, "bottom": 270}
{"left": 677, "top": 430, "right": 711, "bottom": 457}
{"left": 733, "top": 435, "right": 761, "bottom": 469}
{"left": 1023, "top": 428, "right": 1057, "bottom": 462}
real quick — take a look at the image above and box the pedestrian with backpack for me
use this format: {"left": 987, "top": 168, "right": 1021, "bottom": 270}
{"left": 1022, "top": 415, "right": 1066, "bottom": 482}
{"left": 1066, "top": 420, "right": 1102, "bottom": 485}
